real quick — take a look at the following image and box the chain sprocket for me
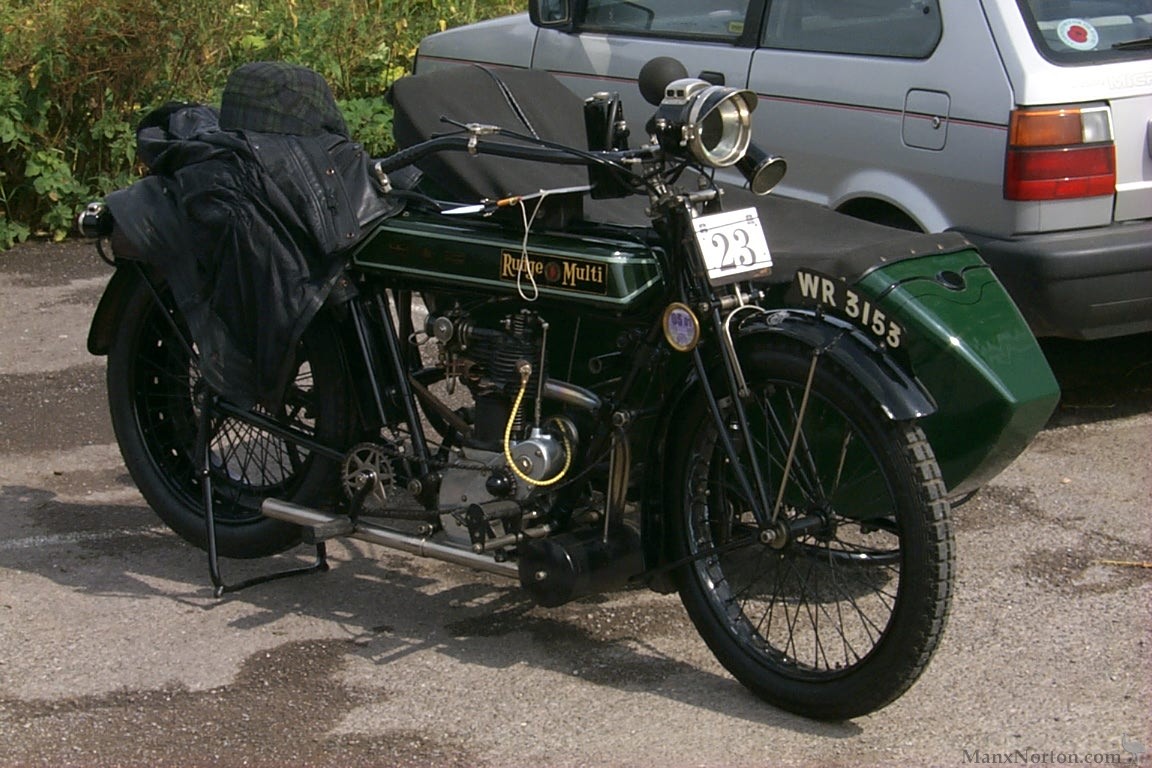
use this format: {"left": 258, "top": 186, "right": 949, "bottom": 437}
{"left": 341, "top": 443, "right": 396, "bottom": 513}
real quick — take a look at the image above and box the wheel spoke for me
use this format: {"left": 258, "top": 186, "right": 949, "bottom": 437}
{"left": 129, "top": 291, "right": 329, "bottom": 522}
{"left": 679, "top": 350, "right": 943, "bottom": 688}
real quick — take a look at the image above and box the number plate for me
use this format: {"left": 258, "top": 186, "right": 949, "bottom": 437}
{"left": 790, "top": 268, "right": 906, "bottom": 349}
{"left": 693, "top": 207, "right": 773, "bottom": 286}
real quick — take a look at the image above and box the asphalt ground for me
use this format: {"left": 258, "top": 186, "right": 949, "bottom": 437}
{"left": 1, "top": 239, "right": 1150, "bottom": 767}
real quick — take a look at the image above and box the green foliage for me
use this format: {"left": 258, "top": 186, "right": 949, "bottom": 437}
{"left": 0, "top": 0, "right": 519, "bottom": 247}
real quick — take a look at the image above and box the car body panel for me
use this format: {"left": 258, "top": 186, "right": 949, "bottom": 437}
{"left": 415, "top": 13, "right": 539, "bottom": 72}
{"left": 1110, "top": 94, "right": 1152, "bottom": 221}
{"left": 747, "top": 3, "right": 1017, "bottom": 235}
{"left": 414, "top": 0, "right": 1152, "bottom": 338}
{"left": 980, "top": 2, "right": 1152, "bottom": 226}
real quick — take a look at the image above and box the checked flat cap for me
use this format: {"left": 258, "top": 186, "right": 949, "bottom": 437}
{"left": 219, "top": 61, "right": 348, "bottom": 137}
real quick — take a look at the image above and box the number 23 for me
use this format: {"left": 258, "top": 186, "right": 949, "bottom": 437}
{"left": 711, "top": 228, "right": 756, "bottom": 270}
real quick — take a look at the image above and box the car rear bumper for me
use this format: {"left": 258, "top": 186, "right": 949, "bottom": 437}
{"left": 964, "top": 220, "right": 1152, "bottom": 340}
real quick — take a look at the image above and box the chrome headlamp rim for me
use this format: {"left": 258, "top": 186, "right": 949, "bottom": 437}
{"left": 684, "top": 84, "right": 756, "bottom": 168}
{"left": 655, "top": 78, "right": 757, "bottom": 168}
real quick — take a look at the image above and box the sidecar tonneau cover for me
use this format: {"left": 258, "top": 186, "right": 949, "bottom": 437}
{"left": 716, "top": 187, "right": 974, "bottom": 285}
{"left": 585, "top": 187, "right": 973, "bottom": 285}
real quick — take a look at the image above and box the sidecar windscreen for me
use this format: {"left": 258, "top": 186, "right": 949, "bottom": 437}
{"left": 389, "top": 65, "right": 588, "bottom": 225}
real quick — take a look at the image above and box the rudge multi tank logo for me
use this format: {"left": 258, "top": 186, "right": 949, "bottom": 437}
{"left": 499, "top": 250, "right": 608, "bottom": 295}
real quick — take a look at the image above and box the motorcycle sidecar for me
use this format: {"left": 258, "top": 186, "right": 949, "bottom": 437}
{"left": 758, "top": 191, "right": 1060, "bottom": 497}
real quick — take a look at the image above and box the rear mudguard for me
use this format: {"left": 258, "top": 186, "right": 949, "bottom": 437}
{"left": 88, "top": 262, "right": 381, "bottom": 436}
{"left": 639, "top": 308, "right": 936, "bottom": 592}
{"left": 87, "top": 264, "right": 142, "bottom": 356}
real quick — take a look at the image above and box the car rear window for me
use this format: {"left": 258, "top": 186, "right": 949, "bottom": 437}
{"left": 580, "top": 0, "right": 753, "bottom": 41}
{"left": 1017, "top": 0, "right": 1152, "bottom": 63}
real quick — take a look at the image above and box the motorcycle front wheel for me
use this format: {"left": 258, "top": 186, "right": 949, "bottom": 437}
{"left": 670, "top": 340, "right": 954, "bottom": 720}
{"left": 106, "top": 275, "right": 350, "bottom": 558}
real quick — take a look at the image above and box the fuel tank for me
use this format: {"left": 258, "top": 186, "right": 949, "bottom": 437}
{"left": 351, "top": 210, "right": 665, "bottom": 311}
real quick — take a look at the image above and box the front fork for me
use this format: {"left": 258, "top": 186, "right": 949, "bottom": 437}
{"left": 670, "top": 200, "right": 822, "bottom": 544}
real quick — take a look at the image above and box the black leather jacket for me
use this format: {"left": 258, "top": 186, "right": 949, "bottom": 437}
{"left": 107, "top": 64, "right": 398, "bottom": 409}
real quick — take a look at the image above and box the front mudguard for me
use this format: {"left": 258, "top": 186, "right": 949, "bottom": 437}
{"left": 733, "top": 309, "right": 937, "bottom": 421}
{"left": 639, "top": 311, "right": 936, "bottom": 593}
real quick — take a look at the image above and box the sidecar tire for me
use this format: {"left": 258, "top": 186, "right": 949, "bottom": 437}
{"left": 669, "top": 340, "right": 953, "bottom": 720}
{"left": 107, "top": 277, "right": 350, "bottom": 559}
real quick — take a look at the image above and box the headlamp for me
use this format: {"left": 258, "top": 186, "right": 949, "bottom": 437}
{"left": 651, "top": 78, "right": 757, "bottom": 168}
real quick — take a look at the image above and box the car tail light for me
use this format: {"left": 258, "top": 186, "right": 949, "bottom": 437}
{"left": 1004, "top": 105, "right": 1116, "bottom": 201}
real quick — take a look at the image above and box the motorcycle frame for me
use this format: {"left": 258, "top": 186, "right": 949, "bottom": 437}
{"left": 85, "top": 129, "right": 951, "bottom": 597}
{"left": 326, "top": 187, "right": 828, "bottom": 579}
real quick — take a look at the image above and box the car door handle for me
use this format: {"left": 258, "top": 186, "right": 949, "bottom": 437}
{"left": 699, "top": 71, "right": 726, "bottom": 86}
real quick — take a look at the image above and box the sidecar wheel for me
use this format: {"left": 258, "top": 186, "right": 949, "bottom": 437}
{"left": 107, "top": 277, "right": 350, "bottom": 558}
{"left": 669, "top": 340, "right": 953, "bottom": 720}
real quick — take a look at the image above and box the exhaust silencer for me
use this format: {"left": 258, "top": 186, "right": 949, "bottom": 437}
{"left": 262, "top": 499, "right": 644, "bottom": 605}
{"left": 517, "top": 526, "right": 644, "bottom": 608}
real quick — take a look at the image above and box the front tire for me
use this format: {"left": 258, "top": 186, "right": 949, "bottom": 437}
{"left": 107, "top": 275, "right": 350, "bottom": 558}
{"left": 670, "top": 340, "right": 953, "bottom": 719}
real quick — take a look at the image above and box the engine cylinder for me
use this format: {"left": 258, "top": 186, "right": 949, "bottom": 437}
{"left": 457, "top": 311, "right": 546, "bottom": 448}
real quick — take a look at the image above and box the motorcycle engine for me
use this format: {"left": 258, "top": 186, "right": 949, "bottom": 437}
{"left": 426, "top": 306, "right": 571, "bottom": 502}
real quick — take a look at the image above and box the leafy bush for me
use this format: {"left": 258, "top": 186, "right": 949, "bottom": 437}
{"left": 0, "top": 0, "right": 518, "bottom": 247}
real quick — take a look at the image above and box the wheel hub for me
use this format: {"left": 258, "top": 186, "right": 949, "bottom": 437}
{"left": 760, "top": 507, "right": 835, "bottom": 549}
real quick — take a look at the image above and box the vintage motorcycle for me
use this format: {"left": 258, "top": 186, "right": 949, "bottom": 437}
{"left": 77, "top": 57, "right": 1059, "bottom": 720}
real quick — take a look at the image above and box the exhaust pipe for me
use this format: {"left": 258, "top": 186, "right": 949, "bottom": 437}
{"left": 261, "top": 498, "right": 519, "bottom": 579}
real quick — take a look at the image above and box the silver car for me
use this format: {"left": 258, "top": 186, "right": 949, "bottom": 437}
{"left": 415, "top": 0, "right": 1152, "bottom": 339}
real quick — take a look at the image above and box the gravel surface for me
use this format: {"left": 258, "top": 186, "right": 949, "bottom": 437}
{"left": 1, "top": 239, "right": 1149, "bottom": 767}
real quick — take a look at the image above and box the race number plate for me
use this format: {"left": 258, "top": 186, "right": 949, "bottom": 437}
{"left": 693, "top": 207, "right": 773, "bottom": 286}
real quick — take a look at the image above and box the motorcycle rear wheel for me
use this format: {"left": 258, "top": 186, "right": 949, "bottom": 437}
{"left": 107, "top": 276, "right": 350, "bottom": 558}
{"left": 670, "top": 340, "right": 953, "bottom": 720}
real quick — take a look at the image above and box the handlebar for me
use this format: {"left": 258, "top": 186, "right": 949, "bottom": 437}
{"left": 373, "top": 133, "right": 613, "bottom": 178}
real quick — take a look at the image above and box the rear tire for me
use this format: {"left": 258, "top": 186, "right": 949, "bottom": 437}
{"left": 670, "top": 340, "right": 953, "bottom": 719}
{"left": 107, "top": 275, "right": 350, "bottom": 558}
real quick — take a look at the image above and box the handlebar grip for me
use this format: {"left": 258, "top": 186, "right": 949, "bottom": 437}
{"left": 374, "top": 134, "right": 603, "bottom": 187}
{"left": 373, "top": 135, "right": 469, "bottom": 178}
{"left": 75, "top": 201, "right": 113, "bottom": 238}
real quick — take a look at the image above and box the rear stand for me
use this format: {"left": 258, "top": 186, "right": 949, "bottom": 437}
{"left": 196, "top": 392, "right": 329, "bottom": 597}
